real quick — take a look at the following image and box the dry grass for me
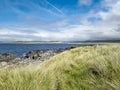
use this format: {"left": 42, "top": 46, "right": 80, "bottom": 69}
{"left": 0, "top": 44, "right": 120, "bottom": 90}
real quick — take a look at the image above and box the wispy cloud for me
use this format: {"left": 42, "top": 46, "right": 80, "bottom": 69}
{"left": 44, "top": 0, "right": 65, "bottom": 16}
{"left": 0, "top": 0, "right": 120, "bottom": 41}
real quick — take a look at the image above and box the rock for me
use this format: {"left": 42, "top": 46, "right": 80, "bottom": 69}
{"left": 0, "top": 49, "right": 65, "bottom": 68}
{"left": 9, "top": 58, "right": 21, "bottom": 64}
{"left": 65, "top": 46, "right": 77, "bottom": 50}
{"left": 0, "top": 53, "right": 19, "bottom": 62}
{"left": 0, "top": 62, "right": 8, "bottom": 66}
{"left": 24, "top": 49, "right": 64, "bottom": 60}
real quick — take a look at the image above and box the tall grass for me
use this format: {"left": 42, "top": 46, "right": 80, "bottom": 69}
{"left": 0, "top": 44, "right": 120, "bottom": 90}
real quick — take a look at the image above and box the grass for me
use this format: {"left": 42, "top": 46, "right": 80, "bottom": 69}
{"left": 0, "top": 44, "right": 120, "bottom": 90}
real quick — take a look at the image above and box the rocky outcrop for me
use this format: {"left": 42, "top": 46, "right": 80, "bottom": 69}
{"left": 0, "top": 53, "right": 21, "bottom": 67}
{"left": 0, "top": 53, "right": 19, "bottom": 62}
{"left": 0, "top": 49, "right": 65, "bottom": 68}
{"left": 24, "top": 49, "right": 64, "bottom": 60}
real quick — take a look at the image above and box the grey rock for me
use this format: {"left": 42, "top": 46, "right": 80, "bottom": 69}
{"left": 0, "top": 62, "right": 8, "bottom": 66}
{"left": 0, "top": 53, "right": 19, "bottom": 62}
{"left": 0, "top": 49, "right": 65, "bottom": 68}
{"left": 24, "top": 49, "right": 64, "bottom": 60}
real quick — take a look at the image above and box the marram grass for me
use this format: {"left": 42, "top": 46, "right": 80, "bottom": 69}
{"left": 0, "top": 44, "right": 120, "bottom": 90}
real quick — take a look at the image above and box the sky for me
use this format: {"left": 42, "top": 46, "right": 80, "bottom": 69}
{"left": 0, "top": 0, "right": 120, "bottom": 41}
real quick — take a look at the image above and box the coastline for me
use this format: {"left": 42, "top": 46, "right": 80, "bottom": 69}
{"left": 0, "top": 48, "right": 67, "bottom": 68}
{"left": 0, "top": 43, "right": 110, "bottom": 68}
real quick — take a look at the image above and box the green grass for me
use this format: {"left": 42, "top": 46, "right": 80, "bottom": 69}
{"left": 0, "top": 44, "right": 120, "bottom": 90}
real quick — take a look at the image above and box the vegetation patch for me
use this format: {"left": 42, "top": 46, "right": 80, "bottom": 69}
{"left": 0, "top": 44, "right": 120, "bottom": 90}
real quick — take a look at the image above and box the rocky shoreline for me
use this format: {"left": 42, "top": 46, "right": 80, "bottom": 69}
{"left": 0, "top": 48, "right": 73, "bottom": 68}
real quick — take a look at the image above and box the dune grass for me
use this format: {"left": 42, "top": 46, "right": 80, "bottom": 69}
{"left": 0, "top": 44, "right": 120, "bottom": 90}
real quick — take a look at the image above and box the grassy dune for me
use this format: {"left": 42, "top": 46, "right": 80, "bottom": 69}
{"left": 0, "top": 44, "right": 120, "bottom": 90}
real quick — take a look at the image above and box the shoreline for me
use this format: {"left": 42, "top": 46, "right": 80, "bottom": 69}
{"left": 0, "top": 48, "right": 67, "bottom": 68}
{"left": 0, "top": 44, "right": 106, "bottom": 68}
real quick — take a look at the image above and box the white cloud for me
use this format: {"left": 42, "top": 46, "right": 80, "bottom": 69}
{"left": 0, "top": 0, "right": 120, "bottom": 41}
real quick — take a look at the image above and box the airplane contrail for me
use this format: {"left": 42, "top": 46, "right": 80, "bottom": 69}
{"left": 44, "top": 0, "right": 64, "bottom": 15}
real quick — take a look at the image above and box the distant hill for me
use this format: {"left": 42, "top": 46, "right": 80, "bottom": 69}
{"left": 0, "top": 40, "right": 120, "bottom": 44}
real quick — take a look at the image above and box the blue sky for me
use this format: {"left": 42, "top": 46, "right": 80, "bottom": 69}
{"left": 0, "top": 0, "right": 120, "bottom": 41}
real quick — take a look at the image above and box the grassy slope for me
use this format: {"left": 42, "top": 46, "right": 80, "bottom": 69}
{"left": 0, "top": 44, "right": 120, "bottom": 90}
